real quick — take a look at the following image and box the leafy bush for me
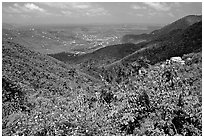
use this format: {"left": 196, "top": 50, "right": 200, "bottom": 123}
{"left": 2, "top": 39, "right": 202, "bottom": 135}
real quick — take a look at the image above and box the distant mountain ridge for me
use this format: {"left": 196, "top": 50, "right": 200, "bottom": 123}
{"left": 106, "top": 21, "right": 202, "bottom": 69}
{"left": 151, "top": 15, "right": 202, "bottom": 35}
{"left": 47, "top": 15, "right": 202, "bottom": 81}
{"left": 53, "top": 15, "right": 201, "bottom": 66}
{"left": 122, "top": 15, "right": 202, "bottom": 43}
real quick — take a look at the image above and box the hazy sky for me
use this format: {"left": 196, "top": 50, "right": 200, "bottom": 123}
{"left": 2, "top": 2, "right": 202, "bottom": 25}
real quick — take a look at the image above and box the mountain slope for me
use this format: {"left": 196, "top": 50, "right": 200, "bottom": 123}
{"left": 2, "top": 39, "right": 202, "bottom": 136}
{"left": 67, "top": 15, "right": 201, "bottom": 67}
{"left": 122, "top": 21, "right": 202, "bottom": 64}
{"left": 122, "top": 15, "right": 201, "bottom": 43}
{"left": 48, "top": 15, "right": 202, "bottom": 81}
{"left": 151, "top": 15, "right": 202, "bottom": 35}
{"left": 2, "top": 17, "right": 202, "bottom": 136}
{"left": 49, "top": 42, "right": 148, "bottom": 66}
{"left": 63, "top": 15, "right": 202, "bottom": 70}
{"left": 105, "top": 21, "right": 202, "bottom": 71}
{"left": 2, "top": 40, "right": 101, "bottom": 135}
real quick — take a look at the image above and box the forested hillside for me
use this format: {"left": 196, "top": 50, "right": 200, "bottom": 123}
{"left": 2, "top": 14, "right": 202, "bottom": 136}
{"left": 2, "top": 37, "right": 202, "bottom": 136}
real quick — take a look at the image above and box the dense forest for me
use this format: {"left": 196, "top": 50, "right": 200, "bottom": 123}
{"left": 2, "top": 15, "right": 202, "bottom": 136}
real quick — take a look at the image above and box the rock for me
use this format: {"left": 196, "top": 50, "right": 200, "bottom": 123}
{"left": 170, "top": 57, "right": 185, "bottom": 65}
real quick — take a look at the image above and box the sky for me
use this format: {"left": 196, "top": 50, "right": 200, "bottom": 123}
{"left": 2, "top": 2, "right": 202, "bottom": 25}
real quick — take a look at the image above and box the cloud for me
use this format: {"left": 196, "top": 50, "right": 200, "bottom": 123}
{"left": 3, "top": 3, "right": 46, "bottom": 14}
{"left": 3, "top": 6, "right": 22, "bottom": 13}
{"left": 143, "top": 2, "right": 171, "bottom": 11}
{"left": 71, "top": 3, "right": 91, "bottom": 9}
{"left": 24, "top": 3, "right": 45, "bottom": 12}
{"left": 132, "top": 4, "right": 146, "bottom": 10}
{"left": 61, "top": 10, "right": 72, "bottom": 16}
{"left": 41, "top": 2, "right": 67, "bottom": 9}
{"left": 41, "top": 2, "right": 91, "bottom": 10}
{"left": 41, "top": 2, "right": 109, "bottom": 17}
{"left": 14, "top": 3, "right": 20, "bottom": 8}
{"left": 86, "top": 7, "right": 108, "bottom": 16}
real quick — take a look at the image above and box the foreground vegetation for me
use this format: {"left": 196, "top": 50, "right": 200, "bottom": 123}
{"left": 2, "top": 40, "right": 202, "bottom": 135}
{"left": 2, "top": 15, "right": 202, "bottom": 136}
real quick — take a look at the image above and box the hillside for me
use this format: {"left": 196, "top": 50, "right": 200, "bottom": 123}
{"left": 122, "top": 15, "right": 201, "bottom": 43}
{"left": 53, "top": 15, "right": 201, "bottom": 68}
{"left": 123, "top": 21, "right": 201, "bottom": 64}
{"left": 97, "top": 20, "right": 201, "bottom": 83}
{"left": 151, "top": 15, "right": 202, "bottom": 36}
{"left": 2, "top": 14, "right": 202, "bottom": 136}
{"left": 2, "top": 40, "right": 101, "bottom": 135}
{"left": 49, "top": 42, "right": 148, "bottom": 66}
{"left": 49, "top": 15, "right": 202, "bottom": 81}
{"left": 107, "top": 21, "right": 202, "bottom": 69}
{"left": 2, "top": 39, "right": 202, "bottom": 136}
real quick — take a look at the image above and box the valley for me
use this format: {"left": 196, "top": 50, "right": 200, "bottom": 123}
{"left": 2, "top": 23, "right": 159, "bottom": 54}
{"left": 48, "top": 15, "right": 202, "bottom": 82}
{"left": 2, "top": 14, "right": 202, "bottom": 136}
